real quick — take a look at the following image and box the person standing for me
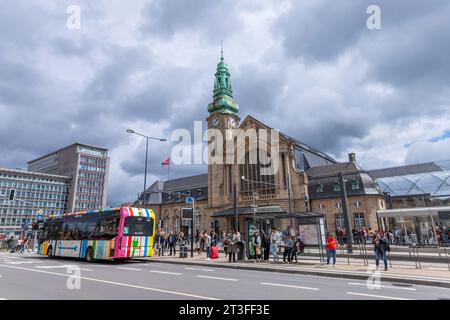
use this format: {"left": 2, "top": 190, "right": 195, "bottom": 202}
{"left": 326, "top": 233, "right": 339, "bottom": 267}
{"left": 228, "top": 230, "right": 239, "bottom": 262}
{"left": 252, "top": 231, "right": 262, "bottom": 262}
{"left": 270, "top": 227, "right": 281, "bottom": 263}
{"left": 373, "top": 232, "right": 389, "bottom": 271}
{"left": 205, "top": 231, "right": 212, "bottom": 260}
{"left": 283, "top": 236, "right": 294, "bottom": 263}
{"left": 168, "top": 231, "right": 177, "bottom": 256}
{"left": 261, "top": 231, "right": 270, "bottom": 262}
{"left": 21, "top": 237, "right": 30, "bottom": 254}
{"left": 223, "top": 233, "right": 230, "bottom": 257}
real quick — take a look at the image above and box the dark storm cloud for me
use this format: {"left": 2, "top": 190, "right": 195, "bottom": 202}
{"left": 140, "top": 0, "right": 242, "bottom": 41}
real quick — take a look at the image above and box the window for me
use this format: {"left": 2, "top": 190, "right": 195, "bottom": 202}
{"left": 354, "top": 213, "right": 365, "bottom": 229}
{"left": 333, "top": 183, "right": 340, "bottom": 192}
{"left": 335, "top": 214, "right": 345, "bottom": 231}
{"left": 354, "top": 201, "right": 363, "bottom": 208}
{"left": 335, "top": 202, "right": 342, "bottom": 209}
{"left": 316, "top": 183, "right": 324, "bottom": 193}
{"left": 351, "top": 179, "right": 360, "bottom": 190}
{"left": 318, "top": 203, "right": 326, "bottom": 211}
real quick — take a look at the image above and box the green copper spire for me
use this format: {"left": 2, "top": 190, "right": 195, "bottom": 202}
{"left": 207, "top": 44, "right": 239, "bottom": 114}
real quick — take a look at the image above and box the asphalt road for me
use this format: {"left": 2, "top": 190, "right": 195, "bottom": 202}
{"left": 0, "top": 252, "right": 449, "bottom": 300}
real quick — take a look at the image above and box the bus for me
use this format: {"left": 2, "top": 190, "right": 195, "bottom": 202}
{"left": 37, "top": 207, "right": 156, "bottom": 262}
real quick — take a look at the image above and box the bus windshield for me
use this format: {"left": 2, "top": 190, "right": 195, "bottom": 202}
{"left": 123, "top": 216, "right": 153, "bottom": 236}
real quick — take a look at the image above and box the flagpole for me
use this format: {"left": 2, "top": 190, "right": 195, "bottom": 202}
{"left": 167, "top": 162, "right": 170, "bottom": 181}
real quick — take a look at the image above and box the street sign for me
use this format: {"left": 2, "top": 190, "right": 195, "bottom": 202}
{"left": 186, "top": 197, "right": 194, "bottom": 204}
{"left": 182, "top": 208, "right": 193, "bottom": 219}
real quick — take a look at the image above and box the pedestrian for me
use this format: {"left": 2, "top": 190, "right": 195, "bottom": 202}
{"left": 290, "top": 237, "right": 304, "bottom": 263}
{"left": 21, "top": 237, "right": 30, "bottom": 253}
{"left": 269, "top": 227, "right": 281, "bottom": 263}
{"left": 228, "top": 230, "right": 239, "bottom": 262}
{"left": 157, "top": 230, "right": 165, "bottom": 256}
{"left": 223, "top": 233, "right": 230, "bottom": 257}
{"left": 283, "top": 236, "right": 294, "bottom": 263}
{"left": 252, "top": 231, "right": 262, "bottom": 262}
{"left": 261, "top": 231, "right": 270, "bottom": 262}
{"left": 205, "top": 231, "right": 212, "bottom": 260}
{"left": 326, "top": 232, "right": 339, "bottom": 267}
{"left": 373, "top": 232, "right": 389, "bottom": 271}
{"left": 16, "top": 238, "right": 23, "bottom": 253}
{"left": 168, "top": 231, "right": 177, "bottom": 256}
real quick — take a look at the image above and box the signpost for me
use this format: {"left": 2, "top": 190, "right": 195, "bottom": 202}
{"left": 186, "top": 197, "right": 195, "bottom": 257}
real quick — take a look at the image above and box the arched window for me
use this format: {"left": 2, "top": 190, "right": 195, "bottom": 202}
{"left": 318, "top": 203, "right": 326, "bottom": 211}
{"left": 333, "top": 182, "right": 340, "bottom": 192}
{"left": 351, "top": 179, "right": 360, "bottom": 190}
{"left": 354, "top": 201, "right": 363, "bottom": 208}
{"left": 240, "top": 151, "right": 275, "bottom": 196}
{"left": 335, "top": 202, "right": 342, "bottom": 209}
{"left": 316, "top": 183, "right": 324, "bottom": 193}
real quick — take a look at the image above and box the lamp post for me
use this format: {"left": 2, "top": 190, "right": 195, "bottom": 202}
{"left": 126, "top": 129, "right": 167, "bottom": 208}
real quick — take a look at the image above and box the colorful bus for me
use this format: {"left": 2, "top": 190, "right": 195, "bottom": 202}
{"left": 37, "top": 207, "right": 156, "bottom": 261}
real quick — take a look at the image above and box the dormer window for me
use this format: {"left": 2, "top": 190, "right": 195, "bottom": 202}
{"left": 197, "top": 188, "right": 203, "bottom": 196}
{"left": 333, "top": 182, "right": 340, "bottom": 192}
{"left": 316, "top": 183, "right": 324, "bottom": 193}
{"left": 351, "top": 179, "right": 360, "bottom": 190}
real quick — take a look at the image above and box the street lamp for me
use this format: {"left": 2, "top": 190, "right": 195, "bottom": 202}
{"left": 126, "top": 129, "right": 167, "bottom": 208}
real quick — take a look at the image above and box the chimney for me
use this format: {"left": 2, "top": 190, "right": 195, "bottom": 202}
{"left": 348, "top": 152, "right": 356, "bottom": 162}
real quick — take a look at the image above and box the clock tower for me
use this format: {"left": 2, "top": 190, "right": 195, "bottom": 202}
{"left": 206, "top": 49, "right": 240, "bottom": 209}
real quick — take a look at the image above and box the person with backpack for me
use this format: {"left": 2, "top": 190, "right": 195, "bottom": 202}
{"left": 373, "top": 231, "right": 389, "bottom": 271}
{"left": 326, "top": 233, "right": 339, "bottom": 267}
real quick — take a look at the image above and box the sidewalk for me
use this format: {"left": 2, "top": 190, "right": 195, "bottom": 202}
{"left": 136, "top": 253, "right": 450, "bottom": 288}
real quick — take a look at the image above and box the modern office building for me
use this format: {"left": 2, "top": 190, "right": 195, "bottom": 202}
{"left": 0, "top": 167, "right": 70, "bottom": 235}
{"left": 28, "top": 143, "right": 110, "bottom": 212}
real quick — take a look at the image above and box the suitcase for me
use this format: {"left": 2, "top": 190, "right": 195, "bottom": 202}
{"left": 210, "top": 246, "right": 219, "bottom": 259}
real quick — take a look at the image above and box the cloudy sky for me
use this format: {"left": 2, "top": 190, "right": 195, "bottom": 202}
{"left": 1, "top": 0, "right": 449, "bottom": 206}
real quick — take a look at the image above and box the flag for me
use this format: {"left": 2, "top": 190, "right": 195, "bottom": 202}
{"left": 162, "top": 158, "right": 170, "bottom": 166}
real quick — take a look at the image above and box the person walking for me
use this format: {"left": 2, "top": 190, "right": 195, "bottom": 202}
{"left": 283, "top": 236, "right": 294, "bottom": 263}
{"left": 290, "top": 237, "right": 304, "bottom": 263}
{"left": 326, "top": 233, "right": 339, "bottom": 267}
{"left": 373, "top": 232, "right": 389, "bottom": 271}
{"left": 252, "top": 231, "right": 262, "bottom": 262}
{"left": 21, "top": 237, "right": 30, "bottom": 254}
{"left": 269, "top": 227, "right": 281, "bottom": 263}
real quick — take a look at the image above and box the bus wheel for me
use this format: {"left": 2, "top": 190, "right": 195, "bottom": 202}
{"left": 85, "top": 247, "right": 94, "bottom": 263}
{"left": 47, "top": 246, "right": 53, "bottom": 259}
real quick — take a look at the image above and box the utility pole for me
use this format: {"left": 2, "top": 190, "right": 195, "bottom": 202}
{"left": 338, "top": 172, "right": 353, "bottom": 253}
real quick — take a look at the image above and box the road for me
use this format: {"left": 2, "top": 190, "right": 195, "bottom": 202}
{"left": 0, "top": 252, "right": 449, "bottom": 300}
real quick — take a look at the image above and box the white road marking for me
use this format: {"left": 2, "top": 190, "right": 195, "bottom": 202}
{"left": 35, "top": 265, "right": 93, "bottom": 272}
{"left": 260, "top": 282, "right": 319, "bottom": 291}
{"left": 116, "top": 267, "right": 142, "bottom": 271}
{"left": 0, "top": 298, "right": 7, "bottom": 300}
{"left": 0, "top": 264, "right": 219, "bottom": 300}
{"left": 150, "top": 270, "right": 182, "bottom": 275}
{"left": 184, "top": 267, "right": 215, "bottom": 272}
{"left": 346, "top": 292, "right": 413, "bottom": 300}
{"left": 196, "top": 275, "right": 238, "bottom": 281}
{"left": 4, "top": 260, "right": 42, "bottom": 265}
{"left": 347, "top": 282, "right": 417, "bottom": 291}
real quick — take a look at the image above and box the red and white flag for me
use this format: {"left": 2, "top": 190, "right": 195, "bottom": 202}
{"left": 161, "top": 158, "right": 170, "bottom": 166}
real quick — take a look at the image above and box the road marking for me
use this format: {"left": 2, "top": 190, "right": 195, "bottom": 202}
{"left": 184, "top": 267, "right": 215, "bottom": 272}
{"left": 347, "top": 282, "right": 417, "bottom": 291}
{"left": 0, "top": 264, "right": 219, "bottom": 300}
{"left": 150, "top": 270, "right": 182, "bottom": 275}
{"left": 116, "top": 267, "right": 142, "bottom": 271}
{"left": 196, "top": 275, "right": 238, "bottom": 281}
{"left": 35, "top": 265, "right": 93, "bottom": 272}
{"left": 346, "top": 292, "right": 413, "bottom": 300}
{"left": 260, "top": 282, "right": 319, "bottom": 291}
{"left": 0, "top": 298, "right": 7, "bottom": 300}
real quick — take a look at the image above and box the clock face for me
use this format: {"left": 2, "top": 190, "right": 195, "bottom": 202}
{"left": 213, "top": 118, "right": 220, "bottom": 126}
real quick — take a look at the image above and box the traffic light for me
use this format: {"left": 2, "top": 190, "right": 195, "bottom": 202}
{"left": 8, "top": 189, "right": 15, "bottom": 201}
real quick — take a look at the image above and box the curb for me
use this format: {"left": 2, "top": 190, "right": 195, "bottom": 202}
{"left": 135, "top": 258, "right": 450, "bottom": 289}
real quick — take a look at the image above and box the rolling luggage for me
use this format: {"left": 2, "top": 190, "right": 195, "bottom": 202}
{"left": 210, "top": 245, "right": 219, "bottom": 259}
